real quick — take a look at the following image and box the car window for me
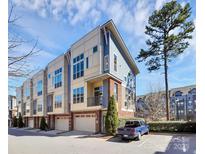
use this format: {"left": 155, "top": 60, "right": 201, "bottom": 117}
{"left": 125, "top": 121, "right": 141, "bottom": 127}
{"left": 140, "top": 121, "right": 145, "bottom": 125}
{"left": 134, "top": 121, "right": 141, "bottom": 127}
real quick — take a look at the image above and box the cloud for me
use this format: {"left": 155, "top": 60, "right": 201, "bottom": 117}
{"left": 13, "top": 0, "right": 48, "bottom": 18}
{"left": 155, "top": 0, "right": 172, "bottom": 10}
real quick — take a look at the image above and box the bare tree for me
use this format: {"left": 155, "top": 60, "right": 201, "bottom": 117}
{"left": 8, "top": 2, "right": 40, "bottom": 87}
{"left": 136, "top": 84, "right": 166, "bottom": 121}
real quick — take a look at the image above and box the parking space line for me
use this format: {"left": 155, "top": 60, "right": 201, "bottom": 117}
{"left": 137, "top": 138, "right": 149, "bottom": 147}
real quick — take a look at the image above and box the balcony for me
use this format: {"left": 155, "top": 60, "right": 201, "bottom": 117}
{"left": 33, "top": 109, "right": 36, "bottom": 115}
{"left": 47, "top": 106, "right": 53, "bottom": 112}
{"left": 87, "top": 96, "right": 103, "bottom": 107}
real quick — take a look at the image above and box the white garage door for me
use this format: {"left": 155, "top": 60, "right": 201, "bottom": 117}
{"left": 74, "top": 115, "right": 96, "bottom": 132}
{"left": 28, "top": 119, "right": 34, "bottom": 128}
{"left": 55, "top": 118, "right": 69, "bottom": 131}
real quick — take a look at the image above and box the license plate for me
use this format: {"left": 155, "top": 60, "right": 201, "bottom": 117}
{"left": 123, "top": 135, "right": 128, "bottom": 137}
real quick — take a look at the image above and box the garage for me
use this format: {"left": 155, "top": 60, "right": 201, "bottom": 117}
{"left": 74, "top": 114, "right": 96, "bottom": 132}
{"left": 28, "top": 119, "right": 34, "bottom": 128}
{"left": 55, "top": 117, "right": 69, "bottom": 131}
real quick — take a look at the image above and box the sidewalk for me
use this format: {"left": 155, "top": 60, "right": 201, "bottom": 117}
{"left": 9, "top": 127, "right": 68, "bottom": 135}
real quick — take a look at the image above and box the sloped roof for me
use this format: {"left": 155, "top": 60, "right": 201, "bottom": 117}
{"left": 101, "top": 19, "right": 139, "bottom": 75}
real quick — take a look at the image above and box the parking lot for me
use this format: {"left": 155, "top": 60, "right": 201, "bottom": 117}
{"left": 8, "top": 128, "right": 196, "bottom": 154}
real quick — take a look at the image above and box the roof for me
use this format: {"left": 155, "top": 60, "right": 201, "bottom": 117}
{"left": 101, "top": 19, "right": 139, "bottom": 75}
{"left": 65, "top": 19, "right": 139, "bottom": 75}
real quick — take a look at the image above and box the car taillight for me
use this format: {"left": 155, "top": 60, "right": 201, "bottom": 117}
{"left": 130, "top": 128, "right": 135, "bottom": 135}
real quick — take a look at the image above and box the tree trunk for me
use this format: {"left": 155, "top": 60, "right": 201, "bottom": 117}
{"left": 164, "top": 54, "right": 170, "bottom": 120}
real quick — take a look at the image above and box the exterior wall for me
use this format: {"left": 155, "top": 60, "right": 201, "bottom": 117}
{"left": 109, "top": 32, "right": 132, "bottom": 85}
{"left": 32, "top": 70, "right": 45, "bottom": 117}
{"left": 108, "top": 32, "right": 136, "bottom": 112}
{"left": 22, "top": 79, "right": 33, "bottom": 117}
{"left": 46, "top": 55, "right": 69, "bottom": 114}
{"left": 70, "top": 27, "right": 103, "bottom": 111}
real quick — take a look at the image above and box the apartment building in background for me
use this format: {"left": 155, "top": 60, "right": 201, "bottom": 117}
{"left": 136, "top": 85, "right": 196, "bottom": 121}
{"left": 16, "top": 20, "right": 139, "bottom": 133}
{"left": 170, "top": 85, "right": 196, "bottom": 121}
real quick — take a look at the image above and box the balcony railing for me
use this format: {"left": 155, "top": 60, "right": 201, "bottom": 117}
{"left": 87, "top": 96, "right": 103, "bottom": 107}
{"left": 47, "top": 106, "right": 53, "bottom": 112}
{"left": 33, "top": 109, "right": 36, "bottom": 115}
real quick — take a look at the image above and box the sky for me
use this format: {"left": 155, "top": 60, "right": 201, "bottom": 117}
{"left": 8, "top": 0, "right": 196, "bottom": 96}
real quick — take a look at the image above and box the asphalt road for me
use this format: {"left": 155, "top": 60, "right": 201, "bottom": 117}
{"left": 8, "top": 128, "right": 196, "bottom": 154}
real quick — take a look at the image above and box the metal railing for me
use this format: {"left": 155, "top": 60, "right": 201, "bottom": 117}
{"left": 87, "top": 96, "right": 103, "bottom": 107}
{"left": 33, "top": 109, "right": 36, "bottom": 115}
{"left": 47, "top": 106, "right": 53, "bottom": 112}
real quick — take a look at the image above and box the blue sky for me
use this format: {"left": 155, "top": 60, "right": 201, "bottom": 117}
{"left": 9, "top": 0, "right": 196, "bottom": 96}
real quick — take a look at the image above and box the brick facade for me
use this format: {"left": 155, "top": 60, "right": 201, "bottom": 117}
{"left": 108, "top": 77, "right": 135, "bottom": 118}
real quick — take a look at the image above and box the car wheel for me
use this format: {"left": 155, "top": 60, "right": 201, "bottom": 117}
{"left": 145, "top": 130, "right": 149, "bottom": 135}
{"left": 137, "top": 132, "right": 141, "bottom": 141}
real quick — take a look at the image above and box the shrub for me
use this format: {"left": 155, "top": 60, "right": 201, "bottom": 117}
{"left": 12, "top": 116, "right": 18, "bottom": 127}
{"left": 17, "top": 113, "right": 24, "bottom": 128}
{"left": 40, "top": 117, "right": 48, "bottom": 131}
{"left": 148, "top": 121, "right": 196, "bottom": 133}
{"left": 105, "top": 96, "right": 118, "bottom": 135}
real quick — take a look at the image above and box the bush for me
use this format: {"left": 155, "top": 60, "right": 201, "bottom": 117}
{"left": 105, "top": 96, "right": 118, "bottom": 135}
{"left": 40, "top": 117, "right": 48, "bottom": 131}
{"left": 18, "top": 113, "right": 24, "bottom": 128}
{"left": 148, "top": 121, "right": 196, "bottom": 133}
{"left": 12, "top": 116, "right": 17, "bottom": 127}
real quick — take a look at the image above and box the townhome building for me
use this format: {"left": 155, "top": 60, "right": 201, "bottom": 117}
{"left": 45, "top": 53, "right": 71, "bottom": 131}
{"left": 32, "top": 70, "right": 47, "bottom": 128}
{"left": 69, "top": 20, "right": 138, "bottom": 133}
{"left": 15, "top": 20, "right": 139, "bottom": 133}
{"left": 22, "top": 78, "right": 33, "bottom": 127}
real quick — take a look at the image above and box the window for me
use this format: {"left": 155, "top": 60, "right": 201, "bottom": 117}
{"left": 124, "top": 76, "right": 127, "bottom": 82}
{"left": 54, "top": 68, "right": 62, "bottom": 88}
{"left": 73, "top": 87, "right": 84, "bottom": 104}
{"left": 48, "top": 74, "right": 51, "bottom": 79}
{"left": 55, "top": 95, "right": 62, "bottom": 108}
{"left": 37, "top": 80, "right": 43, "bottom": 96}
{"left": 114, "top": 83, "right": 118, "bottom": 101}
{"left": 25, "top": 86, "right": 30, "bottom": 98}
{"left": 114, "top": 54, "right": 117, "bottom": 71}
{"left": 86, "top": 57, "right": 89, "bottom": 69}
{"left": 93, "top": 45, "right": 98, "bottom": 53}
{"left": 38, "top": 104, "right": 42, "bottom": 112}
{"left": 73, "top": 53, "right": 84, "bottom": 80}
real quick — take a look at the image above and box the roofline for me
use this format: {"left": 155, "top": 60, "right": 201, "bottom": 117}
{"left": 101, "top": 19, "right": 139, "bottom": 75}
{"left": 70, "top": 25, "right": 101, "bottom": 50}
{"left": 137, "top": 84, "right": 196, "bottom": 97}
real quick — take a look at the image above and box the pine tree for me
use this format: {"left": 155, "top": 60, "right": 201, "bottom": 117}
{"left": 136, "top": 1, "right": 195, "bottom": 120}
{"left": 18, "top": 113, "right": 24, "bottom": 128}
{"left": 105, "top": 96, "right": 118, "bottom": 135}
{"left": 40, "top": 117, "right": 48, "bottom": 131}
